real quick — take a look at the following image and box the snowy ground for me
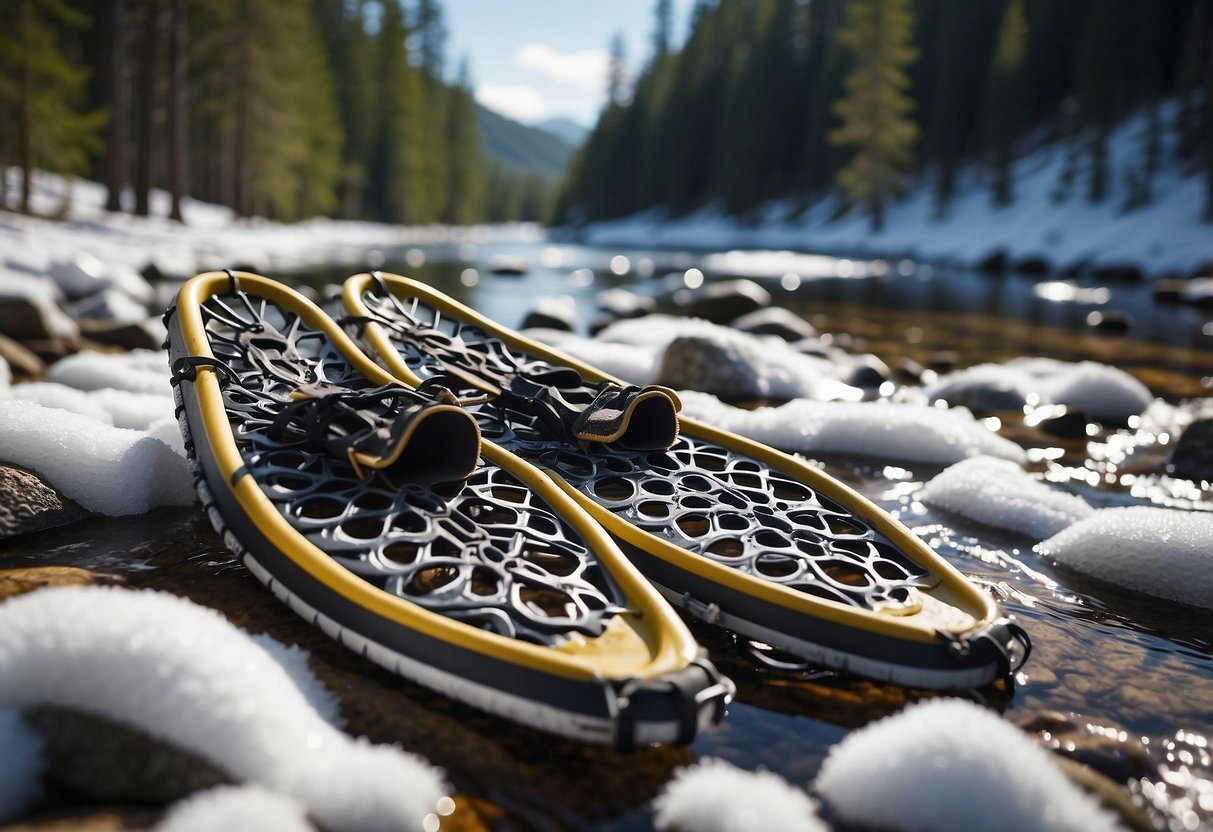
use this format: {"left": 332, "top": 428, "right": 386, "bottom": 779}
{"left": 577, "top": 107, "right": 1213, "bottom": 279}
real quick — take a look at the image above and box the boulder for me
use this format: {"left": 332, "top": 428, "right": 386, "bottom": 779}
{"left": 1170, "top": 418, "right": 1213, "bottom": 482}
{"left": 656, "top": 335, "right": 764, "bottom": 401}
{"left": 70, "top": 287, "right": 150, "bottom": 324}
{"left": 521, "top": 295, "right": 578, "bottom": 332}
{"left": 78, "top": 317, "right": 168, "bottom": 352}
{"left": 0, "top": 270, "right": 80, "bottom": 343}
{"left": 729, "top": 306, "right": 817, "bottom": 341}
{"left": 0, "top": 464, "right": 89, "bottom": 539}
{"left": 594, "top": 288, "right": 655, "bottom": 320}
{"left": 1025, "top": 405, "right": 1090, "bottom": 440}
{"left": 676, "top": 278, "right": 771, "bottom": 323}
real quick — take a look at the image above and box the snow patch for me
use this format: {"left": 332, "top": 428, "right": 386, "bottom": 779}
{"left": 0, "top": 587, "right": 447, "bottom": 832}
{"left": 814, "top": 699, "right": 1123, "bottom": 832}
{"left": 0, "top": 708, "right": 44, "bottom": 823}
{"left": 0, "top": 399, "right": 194, "bottom": 515}
{"left": 653, "top": 758, "right": 826, "bottom": 832}
{"left": 679, "top": 391, "right": 1027, "bottom": 466}
{"left": 7, "top": 382, "right": 116, "bottom": 425}
{"left": 157, "top": 786, "right": 314, "bottom": 832}
{"left": 86, "top": 388, "right": 176, "bottom": 430}
{"left": 1038, "top": 507, "right": 1213, "bottom": 607}
{"left": 47, "top": 349, "right": 169, "bottom": 395}
{"left": 920, "top": 456, "right": 1094, "bottom": 539}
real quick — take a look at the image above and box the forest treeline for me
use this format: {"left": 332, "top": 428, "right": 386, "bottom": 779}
{"left": 0, "top": 0, "right": 548, "bottom": 224}
{"left": 557, "top": 0, "right": 1213, "bottom": 229}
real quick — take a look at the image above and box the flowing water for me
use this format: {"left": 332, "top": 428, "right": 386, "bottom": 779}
{"left": 4, "top": 233, "right": 1212, "bottom": 830}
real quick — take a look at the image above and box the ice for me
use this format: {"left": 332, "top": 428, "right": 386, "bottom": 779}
{"left": 157, "top": 786, "right": 314, "bottom": 832}
{"left": 653, "top": 758, "right": 826, "bottom": 832}
{"left": 679, "top": 391, "right": 1027, "bottom": 465}
{"left": 0, "top": 709, "right": 43, "bottom": 823}
{"left": 814, "top": 699, "right": 1123, "bottom": 832}
{"left": 0, "top": 399, "right": 194, "bottom": 515}
{"left": 1038, "top": 507, "right": 1213, "bottom": 607}
{"left": 920, "top": 456, "right": 1093, "bottom": 539}
{"left": 0, "top": 587, "right": 447, "bottom": 832}
{"left": 47, "top": 349, "right": 169, "bottom": 395}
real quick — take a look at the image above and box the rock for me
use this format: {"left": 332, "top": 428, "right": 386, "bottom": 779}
{"left": 975, "top": 250, "right": 1008, "bottom": 274}
{"left": 0, "top": 333, "right": 46, "bottom": 378}
{"left": 895, "top": 357, "right": 932, "bottom": 384}
{"left": 1090, "top": 263, "right": 1144, "bottom": 282}
{"left": 926, "top": 350, "right": 960, "bottom": 373}
{"left": 70, "top": 288, "right": 150, "bottom": 325}
{"left": 0, "top": 464, "right": 89, "bottom": 539}
{"left": 1152, "top": 280, "right": 1187, "bottom": 303}
{"left": 1025, "top": 405, "right": 1090, "bottom": 440}
{"left": 729, "top": 307, "right": 817, "bottom": 341}
{"left": 1178, "top": 277, "right": 1213, "bottom": 308}
{"left": 656, "top": 335, "right": 764, "bottom": 401}
{"left": 1085, "top": 309, "right": 1133, "bottom": 334}
{"left": 78, "top": 317, "right": 168, "bottom": 352}
{"left": 594, "top": 288, "right": 655, "bottom": 320}
{"left": 48, "top": 253, "right": 112, "bottom": 300}
{"left": 0, "top": 566, "right": 121, "bottom": 602}
{"left": 676, "top": 279, "right": 771, "bottom": 324}
{"left": 846, "top": 354, "right": 893, "bottom": 389}
{"left": 1014, "top": 256, "right": 1052, "bottom": 275}
{"left": 0, "top": 270, "right": 81, "bottom": 343}
{"left": 490, "top": 255, "right": 529, "bottom": 276}
{"left": 521, "top": 296, "right": 577, "bottom": 332}
{"left": 1170, "top": 418, "right": 1213, "bottom": 481}
{"left": 1187, "top": 261, "right": 1213, "bottom": 280}
{"left": 26, "top": 707, "right": 230, "bottom": 803}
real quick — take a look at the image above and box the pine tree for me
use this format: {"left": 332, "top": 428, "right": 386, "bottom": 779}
{"left": 370, "top": 0, "right": 425, "bottom": 224}
{"left": 983, "top": 0, "right": 1028, "bottom": 206}
{"left": 442, "top": 61, "right": 483, "bottom": 223}
{"left": 97, "top": 0, "right": 127, "bottom": 213}
{"left": 607, "top": 32, "right": 628, "bottom": 108}
{"left": 828, "top": 0, "right": 919, "bottom": 231}
{"left": 0, "top": 0, "right": 105, "bottom": 214}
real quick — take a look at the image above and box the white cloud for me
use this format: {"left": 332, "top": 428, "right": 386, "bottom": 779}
{"left": 475, "top": 82, "right": 549, "bottom": 122}
{"left": 515, "top": 42, "right": 609, "bottom": 94}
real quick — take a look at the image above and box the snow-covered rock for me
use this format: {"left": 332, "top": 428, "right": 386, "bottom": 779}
{"left": 680, "top": 391, "right": 1027, "bottom": 466}
{"left": 0, "top": 587, "right": 447, "bottom": 832}
{"left": 0, "top": 708, "right": 44, "bottom": 823}
{"left": 0, "top": 399, "right": 193, "bottom": 515}
{"left": 814, "top": 699, "right": 1124, "bottom": 832}
{"left": 47, "top": 253, "right": 153, "bottom": 304}
{"left": 69, "top": 287, "right": 150, "bottom": 324}
{"left": 920, "top": 456, "right": 1093, "bottom": 539}
{"left": 0, "top": 269, "right": 80, "bottom": 341}
{"left": 1038, "top": 506, "right": 1213, "bottom": 607}
{"left": 653, "top": 758, "right": 826, "bottom": 832}
{"left": 156, "top": 786, "right": 315, "bottom": 832}
{"left": 47, "top": 349, "right": 168, "bottom": 395}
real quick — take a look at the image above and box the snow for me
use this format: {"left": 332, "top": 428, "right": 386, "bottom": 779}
{"left": 0, "top": 586, "right": 447, "bottom": 832}
{"left": 579, "top": 105, "right": 1212, "bottom": 278}
{"left": 925, "top": 359, "right": 1152, "bottom": 423}
{"left": 0, "top": 399, "right": 194, "bottom": 515}
{"left": 156, "top": 786, "right": 315, "bottom": 832}
{"left": 679, "top": 391, "right": 1027, "bottom": 466}
{"left": 6, "top": 382, "right": 116, "bottom": 425}
{"left": 48, "top": 252, "right": 153, "bottom": 304}
{"left": 920, "top": 456, "right": 1094, "bottom": 539}
{"left": 0, "top": 355, "right": 11, "bottom": 393}
{"left": 814, "top": 699, "right": 1124, "bottom": 832}
{"left": 0, "top": 268, "right": 81, "bottom": 340}
{"left": 47, "top": 349, "right": 169, "bottom": 395}
{"left": 0, "top": 708, "right": 44, "bottom": 823}
{"left": 653, "top": 758, "right": 826, "bottom": 832}
{"left": 85, "top": 388, "right": 176, "bottom": 430}
{"left": 1038, "top": 507, "right": 1213, "bottom": 608}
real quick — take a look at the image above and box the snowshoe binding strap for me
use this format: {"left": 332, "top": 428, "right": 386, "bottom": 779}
{"left": 499, "top": 369, "right": 682, "bottom": 450}
{"left": 267, "top": 380, "right": 479, "bottom": 484}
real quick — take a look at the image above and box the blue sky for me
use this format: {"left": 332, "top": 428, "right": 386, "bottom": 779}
{"left": 442, "top": 0, "right": 696, "bottom": 128}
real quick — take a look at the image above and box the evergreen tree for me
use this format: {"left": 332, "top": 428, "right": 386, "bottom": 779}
{"left": 369, "top": 0, "right": 425, "bottom": 224}
{"left": 983, "top": 0, "right": 1028, "bottom": 206}
{"left": 651, "top": 0, "right": 673, "bottom": 64}
{"left": 829, "top": 0, "right": 919, "bottom": 230}
{"left": 0, "top": 0, "right": 105, "bottom": 214}
{"left": 607, "top": 33, "right": 628, "bottom": 107}
{"left": 442, "top": 61, "right": 483, "bottom": 223}
{"left": 97, "top": 0, "right": 127, "bottom": 213}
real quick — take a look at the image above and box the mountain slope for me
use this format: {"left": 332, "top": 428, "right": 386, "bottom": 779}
{"left": 535, "top": 118, "right": 588, "bottom": 147}
{"left": 476, "top": 104, "right": 574, "bottom": 182}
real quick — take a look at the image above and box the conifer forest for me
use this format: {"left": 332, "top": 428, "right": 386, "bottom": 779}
{"left": 1, "top": 0, "right": 1212, "bottom": 231}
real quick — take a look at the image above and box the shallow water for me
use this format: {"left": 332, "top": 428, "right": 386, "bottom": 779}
{"left": 5, "top": 236, "right": 1213, "bottom": 830}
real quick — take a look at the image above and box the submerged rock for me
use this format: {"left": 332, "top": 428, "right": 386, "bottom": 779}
{"left": 0, "top": 465, "right": 88, "bottom": 539}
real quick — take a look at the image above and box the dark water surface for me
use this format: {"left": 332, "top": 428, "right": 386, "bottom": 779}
{"left": 5, "top": 234, "right": 1213, "bottom": 830}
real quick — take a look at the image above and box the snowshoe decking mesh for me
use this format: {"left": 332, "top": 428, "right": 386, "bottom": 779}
{"left": 357, "top": 288, "right": 937, "bottom": 613}
{"left": 186, "top": 289, "right": 625, "bottom": 645}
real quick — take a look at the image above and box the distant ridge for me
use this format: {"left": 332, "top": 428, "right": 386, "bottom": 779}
{"left": 535, "top": 118, "right": 588, "bottom": 147}
{"left": 476, "top": 105, "right": 574, "bottom": 182}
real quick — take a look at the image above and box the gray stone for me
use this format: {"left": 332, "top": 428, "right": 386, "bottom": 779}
{"left": 78, "top": 317, "right": 167, "bottom": 352}
{"left": 677, "top": 279, "right": 771, "bottom": 324}
{"left": 594, "top": 288, "right": 655, "bottom": 319}
{"left": 729, "top": 307, "right": 816, "bottom": 341}
{"left": 1170, "top": 419, "right": 1213, "bottom": 482}
{"left": 846, "top": 354, "right": 894, "bottom": 389}
{"left": 521, "top": 296, "right": 577, "bottom": 332}
{"left": 656, "top": 335, "right": 764, "bottom": 401}
{"left": 0, "top": 464, "right": 88, "bottom": 539}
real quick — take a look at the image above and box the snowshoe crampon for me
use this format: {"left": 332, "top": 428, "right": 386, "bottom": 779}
{"left": 343, "top": 271, "right": 1030, "bottom": 690}
{"left": 165, "top": 270, "right": 732, "bottom": 747}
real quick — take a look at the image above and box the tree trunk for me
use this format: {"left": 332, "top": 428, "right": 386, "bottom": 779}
{"left": 167, "top": 0, "right": 187, "bottom": 222}
{"left": 1204, "top": 0, "right": 1213, "bottom": 221}
{"left": 134, "top": 0, "right": 165, "bottom": 217}
{"left": 18, "top": 0, "right": 33, "bottom": 215}
{"left": 100, "top": 0, "right": 128, "bottom": 213}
